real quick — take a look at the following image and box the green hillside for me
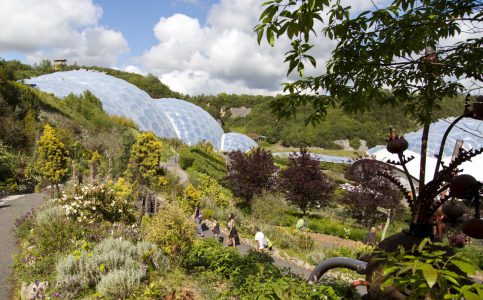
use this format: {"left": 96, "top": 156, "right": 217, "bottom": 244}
{"left": 0, "top": 58, "right": 466, "bottom": 154}
{"left": 187, "top": 93, "right": 465, "bottom": 149}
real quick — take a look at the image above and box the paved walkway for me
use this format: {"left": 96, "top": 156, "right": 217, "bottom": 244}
{"left": 199, "top": 221, "right": 312, "bottom": 279}
{"left": 199, "top": 221, "right": 367, "bottom": 297}
{"left": 0, "top": 193, "right": 45, "bottom": 300}
{"left": 160, "top": 155, "right": 189, "bottom": 185}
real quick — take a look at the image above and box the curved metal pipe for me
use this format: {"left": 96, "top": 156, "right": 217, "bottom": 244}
{"left": 308, "top": 257, "right": 368, "bottom": 283}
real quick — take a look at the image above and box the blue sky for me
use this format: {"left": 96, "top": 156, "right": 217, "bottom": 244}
{"left": 96, "top": 0, "right": 216, "bottom": 58}
{"left": 0, "top": 0, "right": 398, "bottom": 95}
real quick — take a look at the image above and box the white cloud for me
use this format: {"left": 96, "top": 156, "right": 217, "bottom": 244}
{"left": 141, "top": 0, "right": 294, "bottom": 95}
{"left": 0, "top": 0, "right": 128, "bottom": 67}
{"left": 140, "top": 0, "right": 345, "bottom": 95}
{"left": 124, "top": 65, "right": 145, "bottom": 75}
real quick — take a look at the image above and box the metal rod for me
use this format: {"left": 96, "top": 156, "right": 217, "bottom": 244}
{"left": 398, "top": 153, "right": 417, "bottom": 206}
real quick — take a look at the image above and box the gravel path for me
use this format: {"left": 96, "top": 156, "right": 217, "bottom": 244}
{"left": 0, "top": 193, "right": 45, "bottom": 300}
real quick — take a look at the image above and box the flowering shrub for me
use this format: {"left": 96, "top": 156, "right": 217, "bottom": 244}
{"left": 55, "top": 183, "right": 135, "bottom": 224}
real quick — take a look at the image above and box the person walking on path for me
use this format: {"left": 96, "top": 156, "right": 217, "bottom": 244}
{"left": 212, "top": 216, "right": 220, "bottom": 241}
{"left": 296, "top": 217, "right": 307, "bottom": 231}
{"left": 193, "top": 206, "right": 204, "bottom": 237}
{"left": 226, "top": 213, "right": 238, "bottom": 248}
{"left": 362, "top": 226, "right": 377, "bottom": 246}
{"left": 254, "top": 226, "right": 273, "bottom": 252}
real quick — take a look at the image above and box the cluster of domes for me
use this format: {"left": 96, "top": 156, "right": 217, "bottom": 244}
{"left": 26, "top": 70, "right": 258, "bottom": 152}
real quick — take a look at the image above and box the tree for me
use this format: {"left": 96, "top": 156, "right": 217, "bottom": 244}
{"left": 225, "top": 148, "right": 277, "bottom": 203}
{"left": 35, "top": 124, "right": 70, "bottom": 197}
{"left": 342, "top": 159, "right": 404, "bottom": 228}
{"left": 280, "top": 148, "right": 334, "bottom": 215}
{"left": 256, "top": 0, "right": 482, "bottom": 231}
{"left": 126, "top": 132, "right": 163, "bottom": 214}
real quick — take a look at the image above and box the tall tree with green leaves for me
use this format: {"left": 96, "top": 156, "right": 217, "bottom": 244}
{"left": 255, "top": 0, "right": 482, "bottom": 229}
{"left": 126, "top": 131, "right": 163, "bottom": 214}
{"left": 280, "top": 148, "right": 334, "bottom": 215}
{"left": 35, "top": 124, "right": 70, "bottom": 197}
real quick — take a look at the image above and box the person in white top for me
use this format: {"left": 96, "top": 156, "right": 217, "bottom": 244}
{"left": 254, "top": 226, "right": 268, "bottom": 251}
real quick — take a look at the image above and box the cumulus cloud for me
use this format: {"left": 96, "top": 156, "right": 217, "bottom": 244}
{"left": 124, "top": 65, "right": 145, "bottom": 75}
{"left": 141, "top": 0, "right": 382, "bottom": 95}
{"left": 141, "top": 0, "right": 294, "bottom": 95}
{"left": 0, "top": 0, "right": 128, "bottom": 67}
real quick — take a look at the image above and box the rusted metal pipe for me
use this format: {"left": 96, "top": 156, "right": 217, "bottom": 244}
{"left": 308, "top": 257, "right": 367, "bottom": 283}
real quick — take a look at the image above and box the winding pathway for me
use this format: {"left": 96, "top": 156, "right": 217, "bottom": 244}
{"left": 0, "top": 193, "right": 45, "bottom": 300}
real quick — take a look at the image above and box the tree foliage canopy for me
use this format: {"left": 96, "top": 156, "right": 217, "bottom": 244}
{"left": 35, "top": 124, "right": 70, "bottom": 187}
{"left": 343, "top": 159, "right": 404, "bottom": 227}
{"left": 225, "top": 148, "right": 277, "bottom": 202}
{"left": 255, "top": 0, "right": 482, "bottom": 125}
{"left": 280, "top": 148, "right": 334, "bottom": 215}
{"left": 126, "top": 132, "right": 163, "bottom": 187}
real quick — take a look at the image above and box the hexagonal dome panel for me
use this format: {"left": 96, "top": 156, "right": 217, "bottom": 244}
{"left": 25, "top": 70, "right": 258, "bottom": 152}
{"left": 221, "top": 132, "right": 258, "bottom": 152}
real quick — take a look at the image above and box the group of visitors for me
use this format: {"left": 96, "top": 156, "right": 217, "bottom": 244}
{"left": 193, "top": 207, "right": 239, "bottom": 247}
{"left": 192, "top": 206, "right": 274, "bottom": 252}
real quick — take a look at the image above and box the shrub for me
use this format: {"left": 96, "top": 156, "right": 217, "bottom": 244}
{"left": 183, "top": 239, "right": 340, "bottom": 299}
{"left": 195, "top": 173, "right": 231, "bottom": 208}
{"left": 96, "top": 268, "right": 146, "bottom": 299}
{"left": 15, "top": 211, "right": 89, "bottom": 283}
{"left": 279, "top": 148, "right": 335, "bottom": 215}
{"left": 55, "top": 237, "right": 167, "bottom": 298}
{"left": 142, "top": 204, "right": 195, "bottom": 259}
{"left": 55, "top": 183, "right": 135, "bottom": 224}
{"left": 35, "top": 205, "right": 64, "bottom": 225}
{"left": 251, "top": 192, "right": 288, "bottom": 224}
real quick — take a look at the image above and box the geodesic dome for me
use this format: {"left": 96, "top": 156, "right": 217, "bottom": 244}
{"left": 26, "top": 70, "right": 257, "bottom": 152}
{"left": 368, "top": 118, "right": 483, "bottom": 181}
{"left": 404, "top": 118, "right": 483, "bottom": 157}
{"left": 221, "top": 132, "right": 258, "bottom": 153}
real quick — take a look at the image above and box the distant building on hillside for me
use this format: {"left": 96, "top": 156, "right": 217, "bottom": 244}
{"left": 53, "top": 59, "right": 67, "bottom": 70}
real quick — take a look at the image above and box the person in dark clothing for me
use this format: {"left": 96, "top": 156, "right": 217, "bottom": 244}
{"left": 194, "top": 206, "right": 204, "bottom": 237}
{"left": 226, "top": 213, "right": 238, "bottom": 248}
{"left": 363, "top": 226, "right": 377, "bottom": 246}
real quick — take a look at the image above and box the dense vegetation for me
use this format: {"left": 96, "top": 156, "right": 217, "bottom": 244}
{"left": 188, "top": 93, "right": 466, "bottom": 149}
{"left": 2, "top": 58, "right": 481, "bottom": 299}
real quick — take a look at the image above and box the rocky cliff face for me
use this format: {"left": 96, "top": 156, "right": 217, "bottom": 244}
{"left": 229, "top": 106, "right": 252, "bottom": 118}
{"left": 334, "top": 139, "right": 368, "bottom": 151}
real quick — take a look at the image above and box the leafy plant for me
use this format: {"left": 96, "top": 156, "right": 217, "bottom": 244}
{"left": 280, "top": 148, "right": 335, "bottom": 215}
{"left": 182, "top": 239, "right": 341, "bottom": 299}
{"left": 55, "top": 237, "right": 167, "bottom": 298}
{"left": 379, "top": 238, "right": 483, "bottom": 299}
{"left": 251, "top": 192, "right": 289, "bottom": 225}
{"left": 343, "top": 159, "right": 405, "bottom": 227}
{"left": 142, "top": 204, "right": 195, "bottom": 259}
{"left": 225, "top": 148, "right": 277, "bottom": 203}
{"left": 35, "top": 124, "right": 70, "bottom": 197}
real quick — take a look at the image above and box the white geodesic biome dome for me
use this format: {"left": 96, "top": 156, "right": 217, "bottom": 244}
{"left": 368, "top": 117, "right": 483, "bottom": 181}
{"left": 26, "top": 70, "right": 258, "bottom": 152}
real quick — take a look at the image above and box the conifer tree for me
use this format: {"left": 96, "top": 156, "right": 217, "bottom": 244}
{"left": 126, "top": 131, "right": 163, "bottom": 214}
{"left": 35, "top": 124, "right": 69, "bottom": 197}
